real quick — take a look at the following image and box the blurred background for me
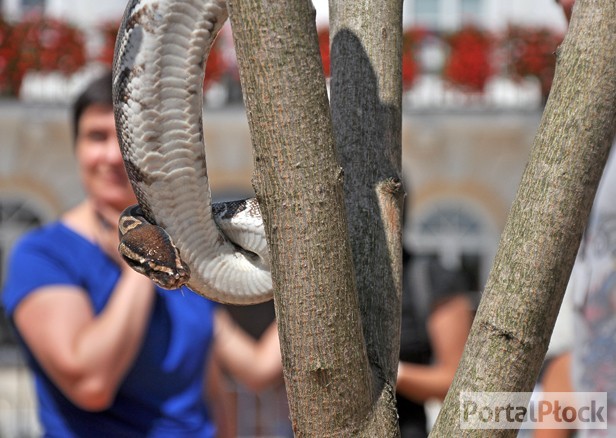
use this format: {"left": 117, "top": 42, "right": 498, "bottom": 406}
{"left": 0, "top": 0, "right": 568, "bottom": 436}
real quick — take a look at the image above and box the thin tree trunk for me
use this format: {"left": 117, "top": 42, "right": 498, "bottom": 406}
{"left": 330, "top": 0, "right": 404, "bottom": 434}
{"left": 431, "top": 1, "right": 616, "bottom": 436}
{"left": 227, "top": 2, "right": 375, "bottom": 436}
{"left": 227, "top": 0, "right": 404, "bottom": 435}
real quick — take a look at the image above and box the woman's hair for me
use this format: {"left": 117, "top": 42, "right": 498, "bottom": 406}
{"left": 71, "top": 70, "right": 113, "bottom": 143}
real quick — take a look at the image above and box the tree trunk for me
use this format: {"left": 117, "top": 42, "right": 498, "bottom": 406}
{"left": 330, "top": 0, "right": 404, "bottom": 434}
{"left": 227, "top": 1, "right": 401, "bottom": 435}
{"left": 431, "top": 1, "right": 616, "bottom": 436}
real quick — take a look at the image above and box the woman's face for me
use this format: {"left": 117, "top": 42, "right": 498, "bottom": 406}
{"left": 75, "top": 104, "right": 136, "bottom": 211}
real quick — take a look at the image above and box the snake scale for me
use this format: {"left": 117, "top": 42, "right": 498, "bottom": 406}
{"left": 112, "top": 0, "right": 272, "bottom": 305}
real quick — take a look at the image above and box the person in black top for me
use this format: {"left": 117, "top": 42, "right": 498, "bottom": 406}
{"left": 396, "top": 248, "right": 473, "bottom": 437}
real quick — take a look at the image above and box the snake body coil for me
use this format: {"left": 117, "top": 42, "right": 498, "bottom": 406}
{"left": 112, "top": 0, "right": 272, "bottom": 304}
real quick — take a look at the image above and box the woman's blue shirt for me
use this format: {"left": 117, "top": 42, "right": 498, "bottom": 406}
{"left": 2, "top": 222, "right": 217, "bottom": 437}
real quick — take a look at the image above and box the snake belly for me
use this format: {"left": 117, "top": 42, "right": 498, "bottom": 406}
{"left": 112, "top": 0, "right": 272, "bottom": 304}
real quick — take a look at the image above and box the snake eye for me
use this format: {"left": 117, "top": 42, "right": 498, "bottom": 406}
{"left": 119, "top": 216, "right": 142, "bottom": 234}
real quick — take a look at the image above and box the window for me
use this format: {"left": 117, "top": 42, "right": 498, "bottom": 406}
{"left": 408, "top": 201, "right": 497, "bottom": 295}
{"left": 414, "top": 0, "right": 441, "bottom": 28}
{"left": 408, "top": 0, "right": 485, "bottom": 30}
{"left": 0, "top": 198, "right": 45, "bottom": 346}
{"left": 461, "top": 0, "right": 482, "bottom": 24}
{"left": 21, "top": 0, "right": 45, "bottom": 14}
{"left": 418, "top": 204, "right": 481, "bottom": 237}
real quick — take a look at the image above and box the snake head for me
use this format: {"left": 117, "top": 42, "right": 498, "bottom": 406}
{"left": 118, "top": 206, "right": 191, "bottom": 289}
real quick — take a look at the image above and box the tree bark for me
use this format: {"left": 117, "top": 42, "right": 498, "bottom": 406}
{"left": 431, "top": 1, "right": 616, "bottom": 436}
{"left": 227, "top": 1, "right": 380, "bottom": 436}
{"left": 227, "top": 0, "right": 404, "bottom": 435}
{"left": 330, "top": 0, "right": 404, "bottom": 434}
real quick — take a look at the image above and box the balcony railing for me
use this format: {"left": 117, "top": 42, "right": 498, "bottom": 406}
{"left": 1, "top": 14, "right": 563, "bottom": 110}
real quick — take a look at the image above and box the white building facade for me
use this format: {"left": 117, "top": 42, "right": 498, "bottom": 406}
{"left": 3, "top": 0, "right": 568, "bottom": 31}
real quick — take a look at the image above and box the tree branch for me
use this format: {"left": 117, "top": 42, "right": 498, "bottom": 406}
{"left": 431, "top": 1, "right": 616, "bottom": 435}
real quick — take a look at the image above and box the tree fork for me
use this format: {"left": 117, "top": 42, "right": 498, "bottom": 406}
{"left": 330, "top": 0, "right": 405, "bottom": 433}
{"left": 227, "top": 1, "right": 377, "bottom": 435}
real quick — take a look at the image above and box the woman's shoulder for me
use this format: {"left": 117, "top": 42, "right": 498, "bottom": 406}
{"left": 14, "top": 221, "right": 95, "bottom": 257}
{"left": 2, "top": 221, "right": 104, "bottom": 314}
{"left": 13, "top": 221, "right": 67, "bottom": 253}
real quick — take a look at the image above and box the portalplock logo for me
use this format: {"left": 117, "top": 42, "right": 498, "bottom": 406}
{"left": 459, "top": 391, "right": 607, "bottom": 430}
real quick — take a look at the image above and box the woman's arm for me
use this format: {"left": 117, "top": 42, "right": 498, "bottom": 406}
{"left": 396, "top": 294, "right": 472, "bottom": 402}
{"left": 212, "top": 309, "right": 283, "bottom": 393}
{"left": 13, "top": 203, "right": 157, "bottom": 411}
{"left": 14, "top": 267, "right": 156, "bottom": 411}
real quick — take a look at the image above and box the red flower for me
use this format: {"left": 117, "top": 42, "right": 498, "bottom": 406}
{"left": 502, "top": 25, "right": 563, "bottom": 100}
{"left": 96, "top": 20, "right": 227, "bottom": 91}
{"left": 402, "top": 27, "right": 427, "bottom": 90}
{"left": 317, "top": 28, "right": 330, "bottom": 77}
{"left": 97, "top": 20, "right": 120, "bottom": 67}
{"left": 0, "top": 13, "right": 86, "bottom": 96}
{"left": 443, "top": 25, "right": 493, "bottom": 92}
{"left": 203, "top": 35, "right": 227, "bottom": 90}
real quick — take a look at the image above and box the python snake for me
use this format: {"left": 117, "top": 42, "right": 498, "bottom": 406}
{"left": 112, "top": 0, "right": 272, "bottom": 304}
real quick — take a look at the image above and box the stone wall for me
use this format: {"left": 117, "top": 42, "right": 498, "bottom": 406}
{"left": 0, "top": 101, "right": 541, "bottom": 287}
{"left": 0, "top": 102, "right": 539, "bottom": 221}
{"left": 0, "top": 100, "right": 542, "bottom": 436}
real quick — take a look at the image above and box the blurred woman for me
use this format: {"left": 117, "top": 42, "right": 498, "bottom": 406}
{"left": 2, "top": 71, "right": 282, "bottom": 438}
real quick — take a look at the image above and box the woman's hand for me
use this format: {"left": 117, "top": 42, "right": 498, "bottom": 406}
{"left": 92, "top": 201, "right": 128, "bottom": 268}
